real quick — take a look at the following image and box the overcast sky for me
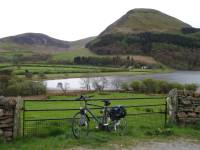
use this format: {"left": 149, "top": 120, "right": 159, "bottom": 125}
{"left": 0, "top": 0, "right": 199, "bottom": 41}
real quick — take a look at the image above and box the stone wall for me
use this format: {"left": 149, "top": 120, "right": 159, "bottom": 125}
{"left": 0, "top": 96, "right": 16, "bottom": 141}
{"left": 168, "top": 89, "right": 200, "bottom": 125}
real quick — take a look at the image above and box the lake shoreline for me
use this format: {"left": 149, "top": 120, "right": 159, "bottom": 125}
{"left": 44, "top": 71, "right": 200, "bottom": 91}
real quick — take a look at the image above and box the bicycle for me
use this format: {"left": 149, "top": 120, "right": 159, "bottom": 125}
{"left": 72, "top": 95, "right": 127, "bottom": 139}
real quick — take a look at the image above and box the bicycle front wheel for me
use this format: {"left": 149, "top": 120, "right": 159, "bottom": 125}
{"left": 72, "top": 112, "right": 89, "bottom": 139}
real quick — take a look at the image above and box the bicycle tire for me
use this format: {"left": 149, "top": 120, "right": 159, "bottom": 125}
{"left": 72, "top": 112, "right": 89, "bottom": 139}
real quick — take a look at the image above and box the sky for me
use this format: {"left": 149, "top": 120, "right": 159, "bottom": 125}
{"left": 0, "top": 0, "right": 199, "bottom": 41}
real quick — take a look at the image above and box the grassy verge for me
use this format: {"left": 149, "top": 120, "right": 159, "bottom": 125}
{"left": 0, "top": 92, "right": 199, "bottom": 150}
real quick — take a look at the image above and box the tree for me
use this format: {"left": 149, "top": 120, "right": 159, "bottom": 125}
{"left": 12, "top": 54, "right": 23, "bottom": 68}
{"left": 57, "top": 82, "right": 70, "bottom": 95}
{"left": 25, "top": 70, "right": 33, "bottom": 78}
{"left": 92, "top": 77, "right": 108, "bottom": 91}
{"left": 0, "top": 69, "right": 13, "bottom": 95}
{"left": 80, "top": 75, "right": 91, "bottom": 91}
{"left": 111, "top": 79, "right": 122, "bottom": 91}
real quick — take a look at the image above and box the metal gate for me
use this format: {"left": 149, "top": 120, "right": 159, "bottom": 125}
{"left": 22, "top": 97, "right": 167, "bottom": 136}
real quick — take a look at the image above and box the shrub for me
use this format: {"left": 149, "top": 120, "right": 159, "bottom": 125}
{"left": 120, "top": 83, "right": 129, "bottom": 91}
{"left": 143, "top": 78, "right": 158, "bottom": 93}
{"left": 156, "top": 80, "right": 171, "bottom": 93}
{"left": 121, "top": 78, "right": 198, "bottom": 94}
{"left": 0, "top": 68, "right": 13, "bottom": 95}
{"left": 25, "top": 70, "right": 33, "bottom": 78}
{"left": 38, "top": 72, "right": 47, "bottom": 79}
{"left": 6, "top": 80, "right": 46, "bottom": 96}
{"left": 169, "top": 82, "right": 184, "bottom": 90}
{"left": 130, "top": 80, "right": 142, "bottom": 92}
{"left": 184, "top": 83, "right": 198, "bottom": 91}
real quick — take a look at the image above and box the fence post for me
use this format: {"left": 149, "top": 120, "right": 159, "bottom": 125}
{"left": 164, "top": 101, "right": 167, "bottom": 127}
{"left": 22, "top": 100, "right": 25, "bottom": 137}
{"left": 14, "top": 96, "right": 23, "bottom": 138}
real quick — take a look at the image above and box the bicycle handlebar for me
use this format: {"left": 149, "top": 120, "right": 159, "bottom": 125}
{"left": 76, "top": 95, "right": 94, "bottom": 101}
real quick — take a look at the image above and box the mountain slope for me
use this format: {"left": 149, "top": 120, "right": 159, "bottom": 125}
{"left": 87, "top": 8, "right": 200, "bottom": 69}
{"left": 69, "top": 36, "right": 96, "bottom": 50}
{"left": 100, "top": 8, "right": 190, "bottom": 36}
{"left": 0, "top": 33, "right": 95, "bottom": 53}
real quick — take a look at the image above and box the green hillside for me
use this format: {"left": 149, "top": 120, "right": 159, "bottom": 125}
{"left": 87, "top": 8, "right": 200, "bottom": 70}
{"left": 100, "top": 9, "right": 190, "bottom": 35}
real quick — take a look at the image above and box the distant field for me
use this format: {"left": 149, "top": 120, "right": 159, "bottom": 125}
{"left": 1, "top": 63, "right": 169, "bottom": 79}
{"left": 52, "top": 48, "right": 158, "bottom": 65}
{"left": 0, "top": 50, "right": 33, "bottom": 60}
{"left": 0, "top": 47, "right": 158, "bottom": 66}
{"left": 52, "top": 48, "right": 98, "bottom": 61}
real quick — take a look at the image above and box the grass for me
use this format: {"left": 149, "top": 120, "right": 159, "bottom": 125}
{"left": 52, "top": 48, "right": 98, "bottom": 61}
{"left": 101, "top": 9, "right": 189, "bottom": 35}
{"left": 0, "top": 92, "right": 200, "bottom": 149}
{"left": 24, "top": 92, "right": 164, "bottom": 119}
{"left": 1, "top": 63, "right": 172, "bottom": 79}
{"left": 0, "top": 50, "right": 33, "bottom": 59}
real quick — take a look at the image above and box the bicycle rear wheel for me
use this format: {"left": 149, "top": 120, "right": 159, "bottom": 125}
{"left": 72, "top": 112, "right": 89, "bottom": 139}
{"left": 113, "top": 118, "right": 127, "bottom": 133}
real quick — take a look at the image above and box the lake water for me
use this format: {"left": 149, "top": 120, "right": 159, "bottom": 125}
{"left": 44, "top": 71, "right": 200, "bottom": 91}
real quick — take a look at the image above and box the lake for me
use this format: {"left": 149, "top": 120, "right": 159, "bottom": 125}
{"left": 44, "top": 71, "right": 200, "bottom": 91}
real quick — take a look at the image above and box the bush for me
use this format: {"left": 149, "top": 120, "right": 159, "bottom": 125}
{"left": 120, "top": 83, "right": 129, "bottom": 91}
{"left": 38, "top": 72, "right": 47, "bottom": 79}
{"left": 156, "top": 80, "right": 171, "bottom": 93}
{"left": 25, "top": 70, "right": 33, "bottom": 78}
{"left": 121, "top": 78, "right": 198, "bottom": 94}
{"left": 184, "top": 83, "right": 198, "bottom": 91}
{"left": 130, "top": 80, "right": 146, "bottom": 92}
{"left": 169, "top": 82, "right": 184, "bottom": 90}
{"left": 130, "top": 80, "right": 141, "bottom": 92}
{"left": 6, "top": 80, "right": 46, "bottom": 96}
{"left": 143, "top": 78, "right": 159, "bottom": 93}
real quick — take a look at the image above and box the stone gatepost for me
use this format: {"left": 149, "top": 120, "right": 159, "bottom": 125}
{"left": 0, "top": 96, "right": 16, "bottom": 141}
{"left": 13, "top": 96, "right": 23, "bottom": 138}
{"left": 167, "top": 89, "right": 178, "bottom": 124}
{"left": 167, "top": 89, "right": 200, "bottom": 125}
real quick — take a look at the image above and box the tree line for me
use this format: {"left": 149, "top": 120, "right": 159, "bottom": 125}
{"left": 87, "top": 32, "right": 200, "bottom": 55}
{"left": 74, "top": 56, "right": 139, "bottom": 67}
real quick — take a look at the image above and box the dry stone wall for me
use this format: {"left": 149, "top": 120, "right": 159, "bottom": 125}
{"left": 168, "top": 89, "right": 200, "bottom": 125}
{"left": 0, "top": 96, "right": 16, "bottom": 141}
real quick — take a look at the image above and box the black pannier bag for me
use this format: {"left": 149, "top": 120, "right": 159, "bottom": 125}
{"left": 109, "top": 105, "right": 127, "bottom": 121}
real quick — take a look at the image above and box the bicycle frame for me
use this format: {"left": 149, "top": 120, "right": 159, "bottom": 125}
{"left": 80, "top": 100, "right": 108, "bottom": 124}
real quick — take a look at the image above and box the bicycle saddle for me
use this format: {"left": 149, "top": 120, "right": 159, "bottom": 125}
{"left": 102, "top": 100, "right": 111, "bottom": 106}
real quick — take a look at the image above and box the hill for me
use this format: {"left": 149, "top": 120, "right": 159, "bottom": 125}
{"left": 69, "top": 36, "right": 96, "bottom": 50}
{"left": 0, "top": 33, "right": 71, "bottom": 53}
{"left": 0, "top": 33, "right": 95, "bottom": 53}
{"left": 86, "top": 8, "right": 200, "bottom": 70}
{"left": 100, "top": 8, "right": 190, "bottom": 35}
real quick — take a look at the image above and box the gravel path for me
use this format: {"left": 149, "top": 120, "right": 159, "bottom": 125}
{"left": 70, "top": 139, "right": 200, "bottom": 150}
{"left": 130, "top": 139, "right": 200, "bottom": 150}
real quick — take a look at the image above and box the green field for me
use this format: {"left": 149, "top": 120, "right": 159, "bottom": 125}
{"left": 1, "top": 92, "right": 200, "bottom": 150}
{"left": 1, "top": 63, "right": 170, "bottom": 79}
{"left": 52, "top": 48, "right": 98, "bottom": 61}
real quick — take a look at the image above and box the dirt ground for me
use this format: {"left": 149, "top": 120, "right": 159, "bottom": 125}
{"left": 70, "top": 138, "right": 200, "bottom": 150}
